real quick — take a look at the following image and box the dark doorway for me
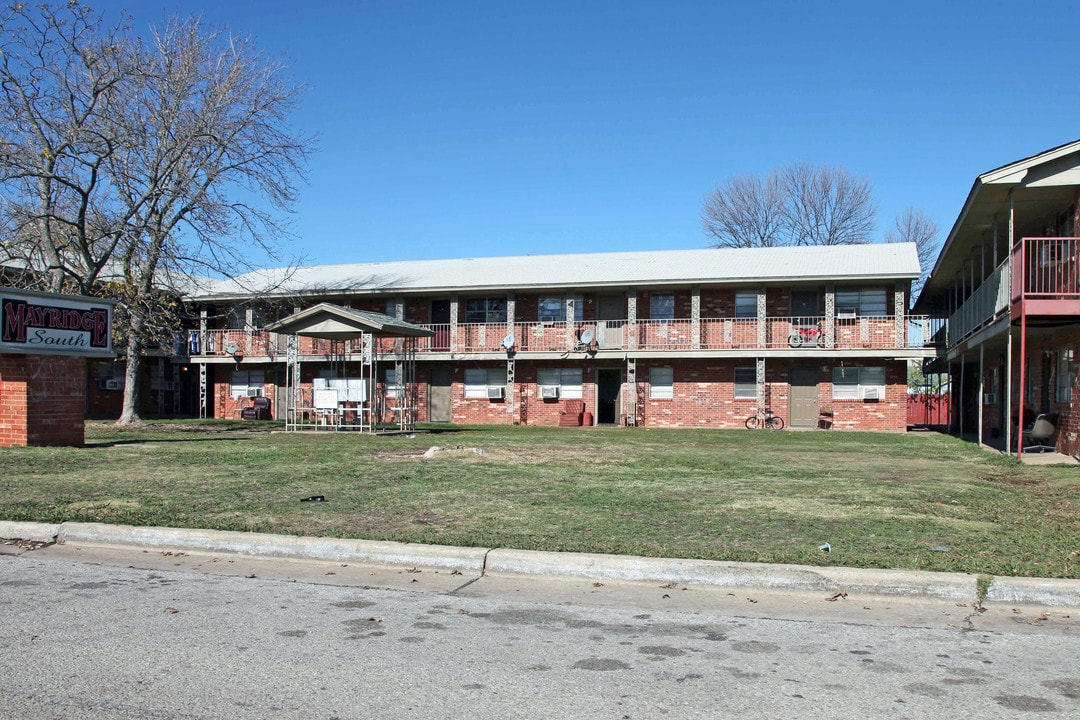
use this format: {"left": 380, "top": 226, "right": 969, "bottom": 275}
{"left": 428, "top": 366, "right": 452, "bottom": 422}
{"left": 597, "top": 368, "right": 622, "bottom": 424}
{"left": 431, "top": 300, "right": 451, "bottom": 351}
{"left": 789, "top": 367, "right": 820, "bottom": 428}
{"left": 790, "top": 290, "right": 820, "bottom": 323}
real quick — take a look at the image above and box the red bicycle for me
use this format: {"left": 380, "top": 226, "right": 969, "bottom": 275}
{"left": 788, "top": 321, "right": 824, "bottom": 348}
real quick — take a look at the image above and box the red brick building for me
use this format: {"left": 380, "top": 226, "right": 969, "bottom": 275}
{"left": 915, "top": 139, "right": 1080, "bottom": 457}
{"left": 183, "top": 243, "right": 931, "bottom": 431}
{"left": 0, "top": 288, "right": 115, "bottom": 446}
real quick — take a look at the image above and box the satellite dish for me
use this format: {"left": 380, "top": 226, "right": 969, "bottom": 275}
{"left": 225, "top": 342, "right": 240, "bottom": 355}
{"left": 579, "top": 329, "right": 595, "bottom": 345}
{"left": 501, "top": 334, "right": 516, "bottom": 350}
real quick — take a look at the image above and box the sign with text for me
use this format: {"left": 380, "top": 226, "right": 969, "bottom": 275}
{"left": 0, "top": 288, "right": 115, "bottom": 357}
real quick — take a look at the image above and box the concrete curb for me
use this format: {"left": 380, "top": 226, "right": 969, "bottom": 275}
{"left": 55, "top": 523, "right": 488, "bottom": 573}
{"left": 485, "top": 549, "right": 979, "bottom": 602}
{"left": 0, "top": 521, "right": 61, "bottom": 544}
{"left": 986, "top": 576, "right": 1080, "bottom": 607}
{"left": 2, "top": 521, "right": 1078, "bottom": 607}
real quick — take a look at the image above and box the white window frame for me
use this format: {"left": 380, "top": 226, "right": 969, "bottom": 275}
{"left": 650, "top": 367, "right": 674, "bottom": 399}
{"left": 538, "top": 295, "right": 584, "bottom": 323}
{"left": 464, "top": 297, "right": 507, "bottom": 323}
{"left": 734, "top": 292, "right": 757, "bottom": 319}
{"left": 832, "top": 366, "right": 886, "bottom": 400}
{"left": 733, "top": 367, "right": 756, "bottom": 399}
{"left": 231, "top": 369, "right": 265, "bottom": 398}
{"left": 835, "top": 288, "right": 888, "bottom": 317}
{"left": 464, "top": 368, "right": 507, "bottom": 398}
{"left": 536, "top": 368, "right": 583, "bottom": 399}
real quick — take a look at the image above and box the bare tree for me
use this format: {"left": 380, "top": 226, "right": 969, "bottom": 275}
{"left": 781, "top": 162, "right": 876, "bottom": 246}
{"left": 702, "top": 162, "right": 876, "bottom": 248}
{"left": 886, "top": 206, "right": 940, "bottom": 294}
{"left": 701, "top": 170, "right": 786, "bottom": 249}
{"left": 0, "top": 3, "right": 311, "bottom": 425}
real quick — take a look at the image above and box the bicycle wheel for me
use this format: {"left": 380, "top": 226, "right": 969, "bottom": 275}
{"left": 745, "top": 415, "right": 760, "bottom": 429}
{"left": 767, "top": 416, "right": 785, "bottom": 430}
{"left": 787, "top": 332, "right": 802, "bottom": 348}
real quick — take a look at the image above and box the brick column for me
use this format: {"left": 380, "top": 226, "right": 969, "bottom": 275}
{"left": 756, "top": 287, "right": 767, "bottom": 348}
{"left": 824, "top": 284, "right": 835, "bottom": 349}
{"left": 690, "top": 286, "right": 701, "bottom": 350}
{"left": 0, "top": 355, "right": 86, "bottom": 447}
{"left": 627, "top": 290, "right": 638, "bottom": 350}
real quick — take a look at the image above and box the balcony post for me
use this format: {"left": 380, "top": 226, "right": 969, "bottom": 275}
{"left": 756, "top": 287, "right": 766, "bottom": 348}
{"left": 690, "top": 286, "right": 701, "bottom": 350}
{"left": 756, "top": 357, "right": 765, "bottom": 414}
{"left": 449, "top": 296, "right": 459, "bottom": 353}
{"left": 565, "top": 296, "right": 575, "bottom": 351}
{"left": 199, "top": 309, "right": 207, "bottom": 355}
{"left": 824, "top": 284, "right": 835, "bottom": 348}
{"left": 894, "top": 282, "right": 906, "bottom": 346}
{"left": 627, "top": 290, "right": 637, "bottom": 350}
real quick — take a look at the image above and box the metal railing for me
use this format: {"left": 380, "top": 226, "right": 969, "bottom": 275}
{"left": 949, "top": 258, "right": 1010, "bottom": 344}
{"left": 187, "top": 314, "right": 937, "bottom": 359}
{"left": 1012, "top": 236, "right": 1080, "bottom": 300}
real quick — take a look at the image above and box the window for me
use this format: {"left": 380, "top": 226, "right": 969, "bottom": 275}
{"left": 734, "top": 367, "right": 756, "bottom": 399}
{"left": 1056, "top": 349, "right": 1074, "bottom": 403}
{"left": 536, "top": 368, "right": 583, "bottom": 399}
{"left": 464, "top": 368, "right": 506, "bottom": 398}
{"left": 385, "top": 369, "right": 399, "bottom": 396}
{"left": 835, "top": 288, "right": 887, "bottom": 317}
{"left": 230, "top": 369, "right": 264, "bottom": 398}
{"left": 538, "top": 295, "right": 584, "bottom": 323}
{"left": 650, "top": 293, "right": 675, "bottom": 320}
{"left": 465, "top": 297, "right": 507, "bottom": 323}
{"left": 735, "top": 292, "right": 758, "bottom": 319}
{"left": 832, "top": 366, "right": 886, "bottom": 400}
{"left": 650, "top": 367, "right": 674, "bottom": 399}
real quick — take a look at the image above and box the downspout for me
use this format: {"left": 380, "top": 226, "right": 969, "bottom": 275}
{"left": 1011, "top": 190, "right": 1025, "bottom": 460}
{"left": 978, "top": 344, "right": 984, "bottom": 447}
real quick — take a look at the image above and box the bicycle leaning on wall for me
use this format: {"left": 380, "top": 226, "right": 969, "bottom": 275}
{"left": 745, "top": 408, "right": 785, "bottom": 430}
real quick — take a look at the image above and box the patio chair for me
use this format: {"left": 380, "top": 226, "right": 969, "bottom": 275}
{"left": 240, "top": 396, "right": 271, "bottom": 420}
{"left": 558, "top": 399, "right": 585, "bottom": 427}
{"left": 1022, "top": 414, "right": 1056, "bottom": 453}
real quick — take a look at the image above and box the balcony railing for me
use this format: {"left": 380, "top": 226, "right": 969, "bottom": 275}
{"left": 1012, "top": 236, "right": 1080, "bottom": 300}
{"left": 949, "top": 258, "right": 1010, "bottom": 344}
{"left": 187, "top": 314, "right": 936, "bottom": 360}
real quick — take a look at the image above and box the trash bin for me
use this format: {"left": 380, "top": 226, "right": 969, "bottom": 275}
{"left": 581, "top": 411, "right": 593, "bottom": 427}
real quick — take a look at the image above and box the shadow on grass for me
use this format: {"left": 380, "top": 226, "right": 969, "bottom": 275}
{"left": 85, "top": 436, "right": 257, "bottom": 448}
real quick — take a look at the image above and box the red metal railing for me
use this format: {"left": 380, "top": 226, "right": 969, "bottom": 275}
{"left": 1012, "top": 237, "right": 1080, "bottom": 301}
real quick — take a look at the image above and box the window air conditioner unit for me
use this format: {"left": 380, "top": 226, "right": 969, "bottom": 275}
{"left": 983, "top": 392, "right": 997, "bottom": 405}
{"left": 247, "top": 387, "right": 262, "bottom": 397}
{"left": 163, "top": 381, "right": 177, "bottom": 391}
{"left": 486, "top": 386, "right": 505, "bottom": 399}
{"left": 837, "top": 311, "right": 857, "bottom": 319}
{"left": 540, "top": 385, "right": 560, "bottom": 400}
{"left": 861, "top": 387, "right": 880, "bottom": 400}
{"left": 105, "top": 379, "right": 123, "bottom": 391}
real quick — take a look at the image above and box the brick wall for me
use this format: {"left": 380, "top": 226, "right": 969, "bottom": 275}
{"left": 0, "top": 354, "right": 86, "bottom": 447}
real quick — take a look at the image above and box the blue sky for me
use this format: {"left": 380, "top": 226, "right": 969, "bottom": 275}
{"left": 101, "top": 0, "right": 1080, "bottom": 266}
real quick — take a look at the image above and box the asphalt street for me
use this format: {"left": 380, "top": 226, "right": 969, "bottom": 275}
{"left": 2, "top": 543, "right": 1080, "bottom": 719}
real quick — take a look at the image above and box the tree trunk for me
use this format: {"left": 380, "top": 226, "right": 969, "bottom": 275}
{"left": 117, "top": 316, "right": 146, "bottom": 426}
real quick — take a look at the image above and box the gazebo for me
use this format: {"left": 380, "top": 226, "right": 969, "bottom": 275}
{"left": 264, "top": 304, "right": 434, "bottom": 433}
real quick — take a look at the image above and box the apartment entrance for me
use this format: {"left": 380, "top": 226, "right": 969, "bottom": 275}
{"left": 596, "top": 368, "right": 622, "bottom": 424}
{"left": 428, "top": 366, "right": 452, "bottom": 422}
{"left": 789, "top": 367, "right": 820, "bottom": 428}
{"left": 596, "top": 294, "right": 625, "bottom": 348}
{"left": 431, "top": 300, "right": 451, "bottom": 351}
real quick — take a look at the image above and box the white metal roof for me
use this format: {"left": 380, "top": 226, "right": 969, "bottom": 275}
{"left": 190, "top": 243, "right": 921, "bottom": 300}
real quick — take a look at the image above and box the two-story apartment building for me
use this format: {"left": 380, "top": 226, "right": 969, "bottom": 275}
{"left": 174, "top": 242, "right": 930, "bottom": 431}
{"left": 915, "top": 139, "right": 1080, "bottom": 456}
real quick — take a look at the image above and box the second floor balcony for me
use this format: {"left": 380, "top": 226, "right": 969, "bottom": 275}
{"left": 187, "top": 314, "right": 939, "bottom": 360}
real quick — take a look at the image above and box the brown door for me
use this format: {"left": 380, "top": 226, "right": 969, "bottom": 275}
{"left": 428, "top": 366, "right": 452, "bottom": 422}
{"left": 789, "top": 367, "right": 819, "bottom": 428}
{"left": 596, "top": 294, "right": 624, "bottom": 348}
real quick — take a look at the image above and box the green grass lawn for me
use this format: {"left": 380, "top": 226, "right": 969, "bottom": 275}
{"left": 1, "top": 421, "right": 1077, "bottom": 578}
